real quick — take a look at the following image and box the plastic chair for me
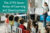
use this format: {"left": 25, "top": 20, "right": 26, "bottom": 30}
{"left": 40, "top": 15, "right": 44, "bottom": 21}
{"left": 46, "top": 16, "right": 50, "bottom": 22}
{"left": 23, "top": 30, "right": 30, "bottom": 33}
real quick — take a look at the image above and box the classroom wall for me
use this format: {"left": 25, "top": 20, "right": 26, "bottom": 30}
{"left": 35, "top": 0, "right": 42, "bottom": 8}
{"left": 29, "top": 0, "right": 35, "bottom": 8}
{"left": 48, "top": 0, "right": 50, "bottom": 10}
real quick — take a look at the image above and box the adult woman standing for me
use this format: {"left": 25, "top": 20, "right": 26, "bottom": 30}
{"left": 43, "top": 2, "right": 49, "bottom": 27}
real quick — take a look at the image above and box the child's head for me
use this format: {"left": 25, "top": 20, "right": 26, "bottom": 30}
{"left": 15, "top": 16, "right": 19, "bottom": 22}
{"left": 45, "top": 27, "right": 48, "bottom": 33}
{"left": 20, "top": 18, "right": 25, "bottom": 24}
{"left": 32, "top": 22, "right": 36, "bottom": 27}
{"left": 9, "top": 15, "right": 14, "bottom": 21}
{"left": 5, "top": 14, "right": 9, "bottom": 18}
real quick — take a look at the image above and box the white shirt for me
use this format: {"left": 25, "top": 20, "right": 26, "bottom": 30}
{"left": 29, "top": 8, "right": 35, "bottom": 14}
{"left": 31, "top": 27, "right": 36, "bottom": 33}
{"left": 43, "top": 6, "right": 48, "bottom": 13}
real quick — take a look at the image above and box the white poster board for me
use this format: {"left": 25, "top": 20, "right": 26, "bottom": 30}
{"left": 1, "top": 16, "right": 6, "bottom": 21}
{"left": 35, "top": 8, "right": 44, "bottom": 15}
{"left": 48, "top": 11, "right": 50, "bottom": 16}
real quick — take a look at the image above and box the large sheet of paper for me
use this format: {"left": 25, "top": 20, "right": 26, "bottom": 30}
{"left": 1, "top": 16, "right": 6, "bottom": 21}
{"left": 35, "top": 8, "right": 50, "bottom": 16}
{"left": 35, "top": 8, "right": 44, "bottom": 15}
{"left": 48, "top": 11, "right": 50, "bottom": 16}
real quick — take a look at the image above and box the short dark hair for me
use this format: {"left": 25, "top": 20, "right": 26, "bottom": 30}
{"left": 5, "top": 14, "right": 9, "bottom": 18}
{"left": 44, "top": 2, "right": 48, "bottom": 6}
{"left": 15, "top": 16, "right": 19, "bottom": 22}
{"left": 9, "top": 15, "right": 14, "bottom": 21}
{"left": 20, "top": 19, "right": 25, "bottom": 24}
{"left": 32, "top": 22, "right": 37, "bottom": 27}
{"left": 44, "top": 2, "right": 47, "bottom": 4}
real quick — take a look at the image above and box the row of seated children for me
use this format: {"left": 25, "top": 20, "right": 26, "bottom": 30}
{"left": 5, "top": 14, "right": 30, "bottom": 33}
{"left": 5, "top": 14, "right": 41, "bottom": 33}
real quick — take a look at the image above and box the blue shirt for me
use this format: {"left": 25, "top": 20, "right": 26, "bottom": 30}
{"left": 14, "top": 21, "right": 20, "bottom": 27}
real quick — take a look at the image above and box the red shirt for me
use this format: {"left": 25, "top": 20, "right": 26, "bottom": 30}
{"left": 19, "top": 24, "right": 26, "bottom": 33}
{"left": 5, "top": 18, "right": 9, "bottom": 24}
{"left": 19, "top": 24, "right": 26, "bottom": 30}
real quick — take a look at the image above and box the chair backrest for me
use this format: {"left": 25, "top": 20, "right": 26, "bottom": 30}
{"left": 23, "top": 30, "right": 30, "bottom": 33}
{"left": 40, "top": 15, "right": 44, "bottom": 21}
{"left": 46, "top": 16, "right": 50, "bottom": 22}
{"left": 16, "top": 27, "right": 22, "bottom": 33}
{"left": 13, "top": 27, "right": 30, "bottom": 33}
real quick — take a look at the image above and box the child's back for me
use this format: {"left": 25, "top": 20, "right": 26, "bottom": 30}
{"left": 31, "top": 26, "right": 36, "bottom": 33}
{"left": 19, "top": 24, "right": 26, "bottom": 30}
{"left": 14, "top": 21, "right": 20, "bottom": 27}
{"left": 14, "top": 16, "right": 20, "bottom": 27}
{"left": 5, "top": 14, "right": 9, "bottom": 24}
{"left": 19, "top": 18, "right": 26, "bottom": 33}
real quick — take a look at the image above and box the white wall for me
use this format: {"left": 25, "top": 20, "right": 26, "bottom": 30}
{"left": 35, "top": 0, "right": 42, "bottom": 8}
{"left": 29, "top": 0, "right": 35, "bottom": 8}
{"left": 48, "top": 0, "right": 50, "bottom": 10}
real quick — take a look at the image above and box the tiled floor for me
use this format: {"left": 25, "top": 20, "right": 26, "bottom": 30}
{"left": 0, "top": 23, "right": 6, "bottom": 33}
